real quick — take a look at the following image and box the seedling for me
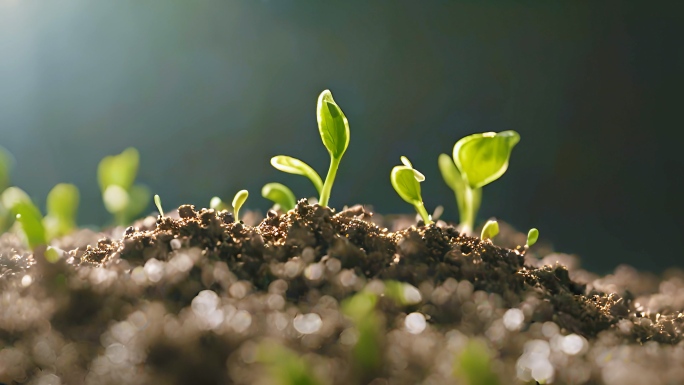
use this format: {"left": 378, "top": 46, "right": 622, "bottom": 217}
{"left": 272, "top": 89, "right": 349, "bottom": 207}
{"left": 208, "top": 196, "right": 228, "bottom": 211}
{"left": 481, "top": 220, "right": 499, "bottom": 241}
{"left": 153, "top": 194, "right": 164, "bottom": 217}
{"left": 526, "top": 228, "right": 539, "bottom": 248}
{"left": 231, "top": 189, "right": 248, "bottom": 222}
{"left": 390, "top": 156, "right": 432, "bottom": 225}
{"left": 440, "top": 131, "right": 519, "bottom": 234}
{"left": 98, "top": 147, "right": 151, "bottom": 226}
{"left": 257, "top": 342, "right": 322, "bottom": 385}
{"left": 262, "top": 182, "right": 296, "bottom": 212}
{"left": 453, "top": 339, "right": 500, "bottom": 385}
{"left": 43, "top": 183, "right": 79, "bottom": 239}
{"left": 1, "top": 187, "right": 46, "bottom": 249}
{"left": 341, "top": 291, "right": 382, "bottom": 375}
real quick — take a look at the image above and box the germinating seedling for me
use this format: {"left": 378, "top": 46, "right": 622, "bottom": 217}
{"left": 98, "top": 147, "right": 151, "bottom": 226}
{"left": 1, "top": 187, "right": 47, "bottom": 250}
{"left": 271, "top": 89, "right": 349, "bottom": 207}
{"left": 390, "top": 156, "right": 433, "bottom": 225}
{"left": 232, "top": 189, "right": 249, "bottom": 222}
{"left": 526, "top": 228, "right": 539, "bottom": 248}
{"left": 480, "top": 219, "right": 499, "bottom": 241}
{"left": 262, "top": 182, "right": 296, "bottom": 212}
{"left": 439, "top": 131, "right": 519, "bottom": 234}
{"left": 43, "top": 183, "right": 79, "bottom": 239}
{"left": 153, "top": 194, "right": 164, "bottom": 217}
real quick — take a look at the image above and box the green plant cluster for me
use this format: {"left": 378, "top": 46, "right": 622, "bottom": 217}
{"left": 1, "top": 89, "right": 541, "bottom": 257}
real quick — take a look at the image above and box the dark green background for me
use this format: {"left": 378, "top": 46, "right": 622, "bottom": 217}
{"left": 1, "top": 1, "right": 681, "bottom": 273}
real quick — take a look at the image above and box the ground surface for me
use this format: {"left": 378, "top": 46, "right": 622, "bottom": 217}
{"left": 1, "top": 201, "right": 683, "bottom": 385}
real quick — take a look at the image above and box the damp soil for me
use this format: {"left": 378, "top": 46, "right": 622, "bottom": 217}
{"left": 1, "top": 200, "right": 684, "bottom": 385}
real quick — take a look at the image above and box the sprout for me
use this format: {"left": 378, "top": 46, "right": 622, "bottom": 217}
{"left": 1, "top": 187, "right": 46, "bottom": 249}
{"left": 270, "top": 156, "right": 323, "bottom": 194}
{"left": 453, "top": 339, "right": 499, "bottom": 385}
{"left": 271, "top": 89, "right": 349, "bottom": 207}
{"left": 232, "top": 189, "right": 249, "bottom": 222}
{"left": 526, "top": 228, "right": 539, "bottom": 248}
{"left": 209, "top": 196, "right": 229, "bottom": 211}
{"left": 390, "top": 157, "right": 432, "bottom": 225}
{"left": 480, "top": 219, "right": 499, "bottom": 241}
{"left": 43, "top": 183, "right": 79, "bottom": 239}
{"left": 262, "top": 183, "right": 296, "bottom": 212}
{"left": 257, "top": 343, "right": 323, "bottom": 385}
{"left": 341, "top": 291, "right": 382, "bottom": 374}
{"left": 98, "top": 147, "right": 151, "bottom": 226}
{"left": 440, "top": 131, "right": 519, "bottom": 234}
{"left": 153, "top": 194, "right": 164, "bottom": 217}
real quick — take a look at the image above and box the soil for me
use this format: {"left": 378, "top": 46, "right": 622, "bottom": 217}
{"left": 1, "top": 200, "right": 683, "bottom": 385}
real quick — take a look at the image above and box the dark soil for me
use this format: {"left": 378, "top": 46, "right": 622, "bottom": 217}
{"left": 1, "top": 200, "right": 683, "bottom": 385}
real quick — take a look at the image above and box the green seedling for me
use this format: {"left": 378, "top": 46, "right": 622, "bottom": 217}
{"left": 257, "top": 342, "right": 323, "bottom": 385}
{"left": 98, "top": 147, "right": 151, "bottom": 226}
{"left": 232, "top": 189, "right": 248, "bottom": 222}
{"left": 341, "top": 291, "right": 382, "bottom": 375}
{"left": 440, "top": 131, "right": 519, "bottom": 234}
{"left": 262, "top": 182, "right": 296, "bottom": 212}
{"left": 390, "top": 156, "right": 432, "bottom": 225}
{"left": 209, "top": 196, "right": 229, "bottom": 211}
{"left": 153, "top": 194, "right": 164, "bottom": 217}
{"left": 453, "top": 339, "right": 500, "bottom": 385}
{"left": 1, "top": 187, "right": 46, "bottom": 249}
{"left": 43, "top": 183, "right": 79, "bottom": 239}
{"left": 526, "top": 228, "right": 539, "bottom": 248}
{"left": 480, "top": 219, "right": 499, "bottom": 241}
{"left": 272, "top": 89, "right": 349, "bottom": 207}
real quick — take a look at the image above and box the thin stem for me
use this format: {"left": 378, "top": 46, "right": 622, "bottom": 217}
{"left": 318, "top": 156, "right": 341, "bottom": 207}
{"left": 461, "top": 185, "right": 475, "bottom": 234}
{"left": 414, "top": 202, "right": 433, "bottom": 225}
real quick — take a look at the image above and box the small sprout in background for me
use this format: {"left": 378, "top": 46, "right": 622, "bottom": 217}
{"left": 43, "top": 183, "right": 79, "bottom": 239}
{"left": 453, "top": 339, "right": 500, "bottom": 385}
{"left": 481, "top": 219, "right": 499, "bottom": 241}
{"left": 231, "top": 189, "right": 249, "bottom": 222}
{"left": 271, "top": 89, "right": 349, "bottom": 207}
{"left": 526, "top": 228, "right": 539, "bottom": 248}
{"left": 153, "top": 194, "right": 164, "bottom": 217}
{"left": 440, "top": 131, "right": 519, "bottom": 234}
{"left": 270, "top": 156, "right": 323, "bottom": 195}
{"left": 341, "top": 291, "right": 383, "bottom": 376}
{"left": 262, "top": 182, "right": 296, "bottom": 212}
{"left": 209, "top": 196, "right": 229, "bottom": 211}
{"left": 1, "top": 187, "right": 46, "bottom": 250}
{"left": 98, "top": 147, "right": 151, "bottom": 226}
{"left": 390, "top": 156, "right": 432, "bottom": 225}
{"left": 256, "top": 342, "right": 323, "bottom": 385}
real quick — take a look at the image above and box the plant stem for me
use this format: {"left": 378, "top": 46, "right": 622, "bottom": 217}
{"left": 318, "top": 156, "right": 340, "bottom": 207}
{"left": 414, "top": 202, "right": 433, "bottom": 225}
{"left": 461, "top": 185, "right": 476, "bottom": 234}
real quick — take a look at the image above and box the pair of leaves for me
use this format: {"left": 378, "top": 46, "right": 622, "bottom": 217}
{"left": 97, "top": 148, "right": 151, "bottom": 224}
{"left": 391, "top": 157, "right": 432, "bottom": 225}
{"left": 262, "top": 183, "right": 296, "bottom": 212}
{"left": 452, "top": 130, "right": 520, "bottom": 189}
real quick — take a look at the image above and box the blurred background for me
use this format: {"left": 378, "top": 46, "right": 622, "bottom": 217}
{"left": 0, "top": 1, "right": 681, "bottom": 273}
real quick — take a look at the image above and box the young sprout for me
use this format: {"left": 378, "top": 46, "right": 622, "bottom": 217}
{"left": 270, "top": 156, "right": 323, "bottom": 195}
{"left": 271, "top": 89, "right": 349, "bottom": 207}
{"left": 43, "top": 183, "right": 79, "bottom": 239}
{"left": 209, "top": 196, "right": 229, "bottom": 211}
{"left": 1, "top": 187, "right": 46, "bottom": 249}
{"left": 440, "top": 131, "right": 519, "bottom": 234}
{"left": 98, "top": 147, "right": 151, "bottom": 226}
{"left": 153, "top": 194, "right": 164, "bottom": 217}
{"left": 231, "top": 189, "right": 249, "bottom": 222}
{"left": 480, "top": 219, "right": 499, "bottom": 241}
{"left": 262, "top": 182, "right": 296, "bottom": 212}
{"left": 526, "top": 228, "right": 539, "bottom": 248}
{"left": 390, "top": 156, "right": 432, "bottom": 225}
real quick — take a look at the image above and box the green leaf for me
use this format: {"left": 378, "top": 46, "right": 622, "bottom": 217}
{"left": 210, "top": 196, "right": 228, "bottom": 211}
{"left": 1, "top": 187, "right": 46, "bottom": 249}
{"left": 232, "top": 189, "right": 249, "bottom": 221}
{"left": 317, "top": 89, "right": 349, "bottom": 160}
{"left": 270, "top": 156, "right": 323, "bottom": 194}
{"left": 391, "top": 166, "right": 423, "bottom": 206}
{"left": 453, "top": 131, "right": 520, "bottom": 189}
{"left": 261, "top": 183, "right": 296, "bottom": 211}
{"left": 526, "top": 228, "right": 539, "bottom": 247}
{"left": 97, "top": 147, "right": 140, "bottom": 192}
{"left": 154, "top": 194, "right": 164, "bottom": 217}
{"left": 480, "top": 220, "right": 499, "bottom": 240}
{"left": 44, "top": 183, "right": 79, "bottom": 238}
{"left": 0, "top": 145, "right": 13, "bottom": 192}
{"left": 122, "top": 184, "right": 151, "bottom": 223}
